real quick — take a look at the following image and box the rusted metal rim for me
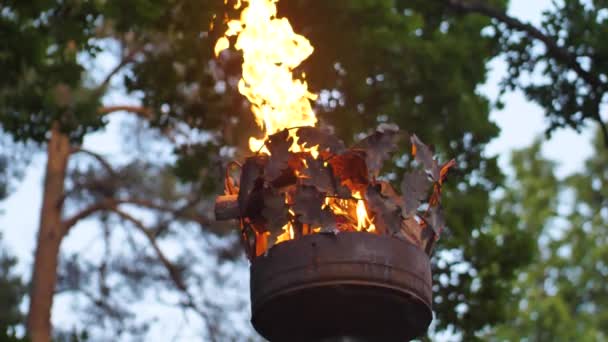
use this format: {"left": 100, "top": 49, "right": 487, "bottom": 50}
{"left": 250, "top": 232, "right": 433, "bottom": 341}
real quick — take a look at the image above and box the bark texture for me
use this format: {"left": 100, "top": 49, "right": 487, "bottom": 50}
{"left": 27, "top": 124, "right": 71, "bottom": 342}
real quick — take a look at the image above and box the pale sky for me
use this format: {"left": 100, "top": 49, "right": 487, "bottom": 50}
{"left": 0, "top": 0, "right": 596, "bottom": 340}
{"left": 483, "top": 0, "right": 594, "bottom": 176}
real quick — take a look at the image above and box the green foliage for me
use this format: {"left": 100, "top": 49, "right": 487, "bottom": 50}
{"left": 485, "top": 133, "right": 608, "bottom": 341}
{"left": 0, "top": 1, "right": 107, "bottom": 143}
{"left": 0, "top": 157, "right": 8, "bottom": 199}
{"left": 173, "top": 143, "right": 223, "bottom": 195}
{"left": 495, "top": 0, "right": 608, "bottom": 140}
{"left": 52, "top": 328, "right": 89, "bottom": 342}
{"left": 0, "top": 162, "right": 26, "bottom": 341}
{"left": 0, "top": 234, "right": 27, "bottom": 341}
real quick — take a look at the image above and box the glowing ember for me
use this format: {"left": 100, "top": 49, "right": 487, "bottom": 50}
{"left": 215, "top": 0, "right": 318, "bottom": 154}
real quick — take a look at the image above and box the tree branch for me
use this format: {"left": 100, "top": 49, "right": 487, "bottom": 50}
{"left": 598, "top": 114, "right": 608, "bottom": 147}
{"left": 70, "top": 147, "right": 117, "bottom": 176}
{"left": 109, "top": 208, "right": 214, "bottom": 330}
{"left": 96, "top": 46, "right": 143, "bottom": 93}
{"left": 62, "top": 199, "right": 117, "bottom": 233}
{"left": 592, "top": 97, "right": 608, "bottom": 148}
{"left": 118, "top": 197, "right": 213, "bottom": 227}
{"left": 73, "top": 287, "right": 127, "bottom": 321}
{"left": 113, "top": 209, "right": 187, "bottom": 287}
{"left": 98, "top": 105, "right": 154, "bottom": 119}
{"left": 443, "top": 0, "right": 608, "bottom": 147}
{"left": 444, "top": 0, "right": 600, "bottom": 88}
{"left": 62, "top": 195, "right": 212, "bottom": 237}
{"left": 151, "top": 194, "right": 206, "bottom": 238}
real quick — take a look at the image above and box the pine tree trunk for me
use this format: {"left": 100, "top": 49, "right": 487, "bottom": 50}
{"left": 27, "top": 124, "right": 71, "bottom": 342}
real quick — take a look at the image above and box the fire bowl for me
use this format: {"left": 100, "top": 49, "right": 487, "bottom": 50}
{"left": 250, "top": 232, "right": 432, "bottom": 341}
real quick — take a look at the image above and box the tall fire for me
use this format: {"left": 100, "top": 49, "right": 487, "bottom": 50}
{"left": 213, "top": 0, "right": 454, "bottom": 257}
{"left": 214, "top": 0, "right": 317, "bottom": 153}
{"left": 213, "top": 0, "right": 456, "bottom": 340}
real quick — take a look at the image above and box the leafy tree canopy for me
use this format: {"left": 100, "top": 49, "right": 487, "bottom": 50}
{"left": 484, "top": 131, "right": 608, "bottom": 341}
{"left": 0, "top": 234, "right": 27, "bottom": 340}
{"left": 446, "top": 0, "right": 608, "bottom": 146}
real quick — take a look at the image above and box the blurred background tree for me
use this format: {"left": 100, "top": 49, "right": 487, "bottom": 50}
{"left": 482, "top": 132, "right": 608, "bottom": 341}
{"left": 445, "top": 0, "right": 608, "bottom": 147}
{"left": 0, "top": 232, "right": 27, "bottom": 342}
{"left": 0, "top": 0, "right": 606, "bottom": 341}
{"left": 0, "top": 157, "right": 27, "bottom": 341}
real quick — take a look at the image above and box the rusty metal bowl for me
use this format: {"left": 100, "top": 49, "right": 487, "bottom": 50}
{"left": 250, "top": 232, "right": 432, "bottom": 341}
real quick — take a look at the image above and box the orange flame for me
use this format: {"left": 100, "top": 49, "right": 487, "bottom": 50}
{"left": 214, "top": 0, "right": 318, "bottom": 153}
{"left": 354, "top": 191, "right": 376, "bottom": 232}
{"left": 216, "top": 0, "right": 375, "bottom": 247}
{"left": 276, "top": 208, "right": 295, "bottom": 244}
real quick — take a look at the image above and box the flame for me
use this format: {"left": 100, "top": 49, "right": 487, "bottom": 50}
{"left": 353, "top": 191, "right": 376, "bottom": 232}
{"left": 276, "top": 223, "right": 294, "bottom": 243}
{"left": 217, "top": 0, "right": 376, "bottom": 250}
{"left": 214, "top": 0, "right": 318, "bottom": 153}
{"left": 322, "top": 192, "right": 375, "bottom": 232}
{"left": 276, "top": 208, "right": 296, "bottom": 243}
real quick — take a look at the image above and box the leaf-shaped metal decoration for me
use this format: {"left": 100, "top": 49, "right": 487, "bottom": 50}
{"left": 426, "top": 160, "right": 455, "bottom": 208}
{"left": 261, "top": 189, "right": 290, "bottom": 235}
{"left": 328, "top": 150, "right": 368, "bottom": 194}
{"left": 400, "top": 169, "right": 431, "bottom": 217}
{"left": 264, "top": 129, "right": 293, "bottom": 182}
{"left": 300, "top": 155, "right": 336, "bottom": 194}
{"left": 296, "top": 127, "right": 346, "bottom": 154}
{"left": 292, "top": 185, "right": 336, "bottom": 230}
{"left": 410, "top": 134, "right": 439, "bottom": 180}
{"left": 238, "top": 156, "right": 265, "bottom": 216}
{"left": 356, "top": 127, "right": 401, "bottom": 178}
{"left": 398, "top": 216, "right": 422, "bottom": 246}
{"left": 425, "top": 204, "right": 446, "bottom": 236}
{"left": 377, "top": 180, "right": 403, "bottom": 207}
{"left": 219, "top": 121, "right": 457, "bottom": 256}
{"left": 438, "top": 159, "right": 456, "bottom": 185}
{"left": 365, "top": 184, "right": 402, "bottom": 235}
